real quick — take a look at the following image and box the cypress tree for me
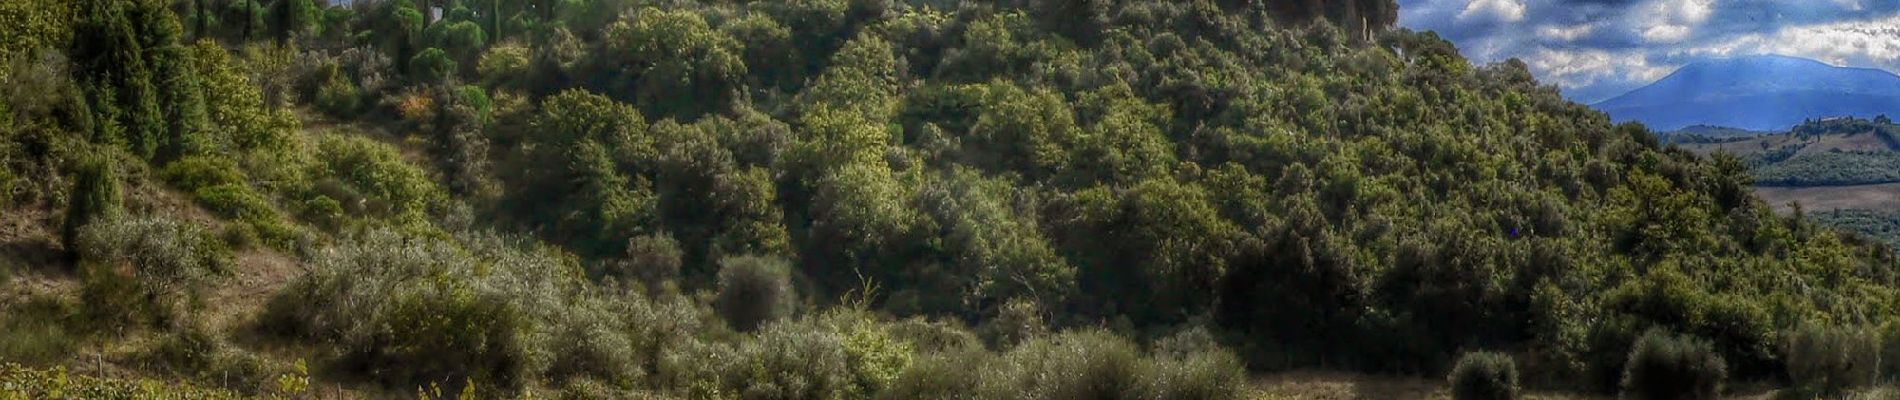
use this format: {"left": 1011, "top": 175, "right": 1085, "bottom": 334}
{"left": 62, "top": 153, "right": 122, "bottom": 256}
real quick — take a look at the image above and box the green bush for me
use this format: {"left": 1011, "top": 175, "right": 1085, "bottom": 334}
{"left": 725, "top": 316, "right": 862, "bottom": 399}
{"left": 1621, "top": 330, "right": 1726, "bottom": 400}
{"left": 260, "top": 230, "right": 592, "bottom": 394}
{"left": 313, "top": 69, "right": 361, "bottom": 116}
{"left": 606, "top": 233, "right": 682, "bottom": 290}
{"left": 543, "top": 300, "right": 638, "bottom": 387}
{"left": 356, "top": 282, "right": 530, "bottom": 393}
{"left": 1003, "top": 329, "right": 1145, "bottom": 400}
{"left": 160, "top": 156, "right": 244, "bottom": 190}
{"left": 719, "top": 311, "right": 909, "bottom": 400}
{"left": 75, "top": 214, "right": 233, "bottom": 327}
{"left": 146, "top": 326, "right": 220, "bottom": 376}
{"left": 1449, "top": 351, "right": 1520, "bottom": 400}
{"left": 409, "top": 47, "right": 457, "bottom": 82}
{"left": 1140, "top": 342, "right": 1246, "bottom": 400}
{"left": 195, "top": 184, "right": 275, "bottom": 221}
{"left": 715, "top": 255, "right": 797, "bottom": 332}
{"left": 310, "top": 134, "right": 445, "bottom": 225}
{"left": 979, "top": 298, "right": 1047, "bottom": 348}
{"left": 1781, "top": 324, "right": 1880, "bottom": 397}
{"left": 878, "top": 348, "right": 990, "bottom": 400}
{"left": 886, "top": 317, "right": 980, "bottom": 353}
{"left": 190, "top": 183, "right": 297, "bottom": 246}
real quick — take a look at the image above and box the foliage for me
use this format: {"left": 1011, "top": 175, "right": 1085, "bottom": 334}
{"left": 1781, "top": 324, "right": 1881, "bottom": 397}
{"left": 0, "top": 363, "right": 243, "bottom": 399}
{"left": 1449, "top": 351, "right": 1520, "bottom": 400}
{"left": 259, "top": 230, "right": 579, "bottom": 394}
{"left": 76, "top": 214, "right": 233, "bottom": 327}
{"left": 62, "top": 152, "right": 121, "bottom": 253}
{"left": 1621, "top": 330, "right": 1727, "bottom": 400}
{"left": 11, "top": 0, "right": 1900, "bottom": 396}
{"left": 1752, "top": 151, "right": 1900, "bottom": 186}
{"left": 502, "top": 89, "right": 657, "bottom": 256}
{"left": 598, "top": 7, "right": 745, "bottom": 119}
{"left": 308, "top": 134, "right": 446, "bottom": 225}
{"left": 1809, "top": 209, "right": 1900, "bottom": 249}
{"left": 409, "top": 47, "right": 457, "bottom": 83}
{"left": 715, "top": 255, "right": 798, "bottom": 332}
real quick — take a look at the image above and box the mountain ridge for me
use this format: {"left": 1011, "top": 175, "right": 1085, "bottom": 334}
{"left": 1592, "top": 55, "right": 1900, "bottom": 131}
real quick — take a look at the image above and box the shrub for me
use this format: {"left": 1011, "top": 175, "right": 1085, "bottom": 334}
{"left": 260, "top": 230, "right": 582, "bottom": 394}
{"left": 1781, "top": 324, "right": 1880, "bottom": 397}
{"left": 409, "top": 47, "right": 457, "bottom": 82}
{"left": 607, "top": 233, "right": 682, "bottom": 290}
{"left": 1141, "top": 342, "right": 1247, "bottom": 400}
{"left": 715, "top": 255, "right": 797, "bottom": 332}
{"left": 477, "top": 42, "right": 530, "bottom": 87}
{"left": 1004, "top": 329, "right": 1146, "bottom": 400}
{"left": 726, "top": 316, "right": 860, "bottom": 400}
{"left": 146, "top": 326, "right": 220, "bottom": 375}
{"left": 886, "top": 317, "right": 980, "bottom": 353}
{"left": 160, "top": 156, "right": 244, "bottom": 190}
{"left": 195, "top": 184, "right": 276, "bottom": 221}
{"left": 357, "top": 283, "right": 530, "bottom": 393}
{"left": 879, "top": 348, "right": 990, "bottom": 400}
{"left": 310, "top": 134, "right": 445, "bottom": 225}
{"left": 313, "top": 69, "right": 361, "bottom": 116}
{"left": 979, "top": 298, "right": 1047, "bottom": 348}
{"left": 76, "top": 214, "right": 233, "bottom": 327}
{"left": 1621, "top": 329, "right": 1726, "bottom": 400}
{"left": 190, "top": 183, "right": 298, "bottom": 247}
{"left": 543, "top": 300, "right": 638, "bottom": 387}
{"left": 1449, "top": 351, "right": 1520, "bottom": 400}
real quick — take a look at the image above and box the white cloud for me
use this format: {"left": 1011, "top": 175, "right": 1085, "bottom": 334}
{"left": 1537, "top": 23, "right": 1598, "bottom": 42}
{"left": 1459, "top": 0, "right": 1527, "bottom": 23}
{"left": 1631, "top": 0, "right": 1713, "bottom": 43}
{"left": 1642, "top": 25, "right": 1694, "bottom": 43}
{"left": 1523, "top": 48, "right": 1675, "bottom": 89}
{"left": 1687, "top": 13, "right": 1900, "bottom": 72}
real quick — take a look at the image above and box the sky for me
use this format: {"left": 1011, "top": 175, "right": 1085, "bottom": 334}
{"left": 1396, "top": 0, "right": 1900, "bottom": 103}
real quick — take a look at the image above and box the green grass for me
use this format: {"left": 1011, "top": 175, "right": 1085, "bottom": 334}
{"left": 0, "top": 296, "right": 79, "bottom": 366}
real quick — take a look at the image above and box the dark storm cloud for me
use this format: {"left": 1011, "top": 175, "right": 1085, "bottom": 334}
{"left": 1396, "top": 0, "right": 1900, "bottom": 103}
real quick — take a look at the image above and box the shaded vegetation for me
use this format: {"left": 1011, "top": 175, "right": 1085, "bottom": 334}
{"left": 0, "top": 0, "right": 1895, "bottom": 397}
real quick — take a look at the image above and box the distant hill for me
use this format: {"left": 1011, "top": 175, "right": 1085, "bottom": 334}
{"left": 1659, "top": 124, "right": 1772, "bottom": 144}
{"left": 1677, "top": 117, "right": 1900, "bottom": 186}
{"left": 1593, "top": 55, "right": 1900, "bottom": 131}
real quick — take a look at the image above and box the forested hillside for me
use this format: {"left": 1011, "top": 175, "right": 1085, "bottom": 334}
{"left": 3, "top": 0, "right": 1899, "bottom": 398}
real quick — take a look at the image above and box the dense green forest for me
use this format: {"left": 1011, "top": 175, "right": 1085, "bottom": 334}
{"left": 4, "top": 0, "right": 1900, "bottom": 398}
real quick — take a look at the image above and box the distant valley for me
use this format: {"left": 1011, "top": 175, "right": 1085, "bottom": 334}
{"left": 1674, "top": 117, "right": 1900, "bottom": 247}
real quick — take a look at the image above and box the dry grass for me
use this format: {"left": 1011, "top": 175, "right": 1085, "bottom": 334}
{"left": 1250, "top": 370, "right": 1613, "bottom": 399}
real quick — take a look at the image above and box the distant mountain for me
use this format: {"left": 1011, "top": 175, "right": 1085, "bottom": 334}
{"left": 1592, "top": 55, "right": 1900, "bottom": 131}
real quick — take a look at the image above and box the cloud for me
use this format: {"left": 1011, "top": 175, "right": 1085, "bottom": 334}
{"left": 1396, "top": 0, "right": 1900, "bottom": 102}
{"left": 1641, "top": 25, "right": 1692, "bottom": 43}
{"left": 1460, "top": 0, "right": 1529, "bottom": 22}
{"left": 1537, "top": 23, "right": 1599, "bottom": 41}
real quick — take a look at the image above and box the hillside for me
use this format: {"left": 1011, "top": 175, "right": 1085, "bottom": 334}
{"left": 1677, "top": 117, "right": 1900, "bottom": 252}
{"left": 4, "top": 0, "right": 1900, "bottom": 399}
{"left": 1593, "top": 55, "right": 1900, "bottom": 131}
